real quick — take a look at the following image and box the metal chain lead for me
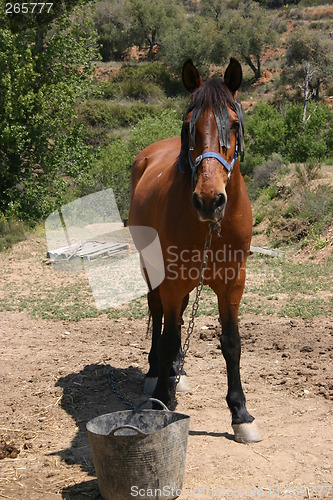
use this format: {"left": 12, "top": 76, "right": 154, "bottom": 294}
{"left": 108, "top": 370, "right": 136, "bottom": 409}
{"left": 173, "top": 223, "right": 214, "bottom": 396}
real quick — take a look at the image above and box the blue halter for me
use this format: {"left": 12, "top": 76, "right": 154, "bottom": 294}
{"left": 184, "top": 136, "right": 239, "bottom": 185}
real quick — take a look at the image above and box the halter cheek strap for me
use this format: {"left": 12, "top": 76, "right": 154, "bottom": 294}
{"left": 186, "top": 137, "right": 239, "bottom": 184}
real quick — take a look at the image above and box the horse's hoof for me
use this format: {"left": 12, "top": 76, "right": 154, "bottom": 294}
{"left": 143, "top": 377, "right": 157, "bottom": 395}
{"left": 232, "top": 421, "right": 263, "bottom": 443}
{"left": 169, "top": 375, "right": 190, "bottom": 393}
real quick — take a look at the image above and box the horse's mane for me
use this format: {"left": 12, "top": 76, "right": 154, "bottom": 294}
{"left": 190, "top": 77, "right": 235, "bottom": 112}
{"left": 179, "top": 77, "right": 245, "bottom": 172}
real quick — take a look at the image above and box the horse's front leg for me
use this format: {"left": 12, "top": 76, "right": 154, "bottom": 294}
{"left": 213, "top": 262, "right": 263, "bottom": 443}
{"left": 152, "top": 290, "right": 184, "bottom": 406}
{"left": 144, "top": 290, "right": 189, "bottom": 395}
{"left": 144, "top": 289, "right": 163, "bottom": 395}
{"left": 169, "top": 294, "right": 189, "bottom": 389}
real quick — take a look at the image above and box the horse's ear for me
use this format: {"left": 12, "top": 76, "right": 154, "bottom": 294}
{"left": 224, "top": 58, "right": 242, "bottom": 95}
{"left": 182, "top": 59, "right": 202, "bottom": 93}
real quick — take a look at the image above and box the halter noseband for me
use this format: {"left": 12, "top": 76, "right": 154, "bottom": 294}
{"left": 187, "top": 135, "right": 239, "bottom": 185}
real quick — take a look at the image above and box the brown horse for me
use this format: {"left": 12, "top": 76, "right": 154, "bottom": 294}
{"left": 129, "top": 59, "right": 262, "bottom": 443}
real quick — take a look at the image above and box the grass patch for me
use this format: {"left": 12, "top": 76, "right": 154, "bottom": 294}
{"left": 0, "top": 218, "right": 26, "bottom": 252}
{"left": 0, "top": 248, "right": 331, "bottom": 321}
{"left": 190, "top": 254, "right": 332, "bottom": 320}
{"left": 0, "top": 279, "right": 100, "bottom": 322}
{"left": 107, "top": 297, "right": 148, "bottom": 320}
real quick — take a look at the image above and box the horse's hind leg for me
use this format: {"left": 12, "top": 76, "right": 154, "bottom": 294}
{"left": 214, "top": 264, "right": 263, "bottom": 443}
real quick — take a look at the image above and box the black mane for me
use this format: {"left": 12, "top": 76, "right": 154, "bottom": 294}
{"left": 190, "top": 77, "right": 235, "bottom": 112}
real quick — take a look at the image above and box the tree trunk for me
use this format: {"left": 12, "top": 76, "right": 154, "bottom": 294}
{"left": 302, "top": 63, "right": 311, "bottom": 122}
{"left": 244, "top": 55, "right": 261, "bottom": 81}
{"left": 256, "top": 54, "right": 261, "bottom": 80}
{"left": 146, "top": 29, "right": 156, "bottom": 62}
{"left": 36, "top": 24, "right": 43, "bottom": 53}
{"left": 315, "top": 78, "right": 320, "bottom": 101}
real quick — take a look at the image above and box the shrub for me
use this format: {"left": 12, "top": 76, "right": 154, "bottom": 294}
{"left": 81, "top": 138, "right": 133, "bottom": 219}
{"left": 246, "top": 102, "right": 286, "bottom": 165}
{"left": 77, "top": 109, "right": 183, "bottom": 219}
{"left": 256, "top": 169, "right": 333, "bottom": 245}
{"left": 111, "top": 63, "right": 183, "bottom": 97}
{"left": 128, "top": 110, "right": 183, "bottom": 153}
{"left": 285, "top": 102, "right": 332, "bottom": 162}
{"left": 119, "top": 80, "right": 165, "bottom": 101}
{"left": 246, "top": 102, "right": 333, "bottom": 166}
{"left": 76, "top": 100, "right": 159, "bottom": 129}
{"left": 253, "top": 153, "right": 285, "bottom": 189}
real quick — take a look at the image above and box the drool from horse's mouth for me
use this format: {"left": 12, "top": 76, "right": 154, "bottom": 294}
{"left": 195, "top": 203, "right": 226, "bottom": 224}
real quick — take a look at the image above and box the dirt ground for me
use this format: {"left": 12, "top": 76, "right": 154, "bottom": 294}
{"left": 0, "top": 306, "right": 332, "bottom": 499}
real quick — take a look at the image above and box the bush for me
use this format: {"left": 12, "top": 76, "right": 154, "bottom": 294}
{"left": 285, "top": 102, "right": 333, "bottom": 163}
{"left": 79, "top": 138, "right": 133, "bottom": 219}
{"left": 289, "top": 185, "right": 333, "bottom": 239}
{"left": 111, "top": 63, "right": 183, "bottom": 97}
{"left": 76, "top": 100, "right": 159, "bottom": 129}
{"left": 128, "top": 109, "right": 183, "bottom": 153}
{"left": 246, "top": 102, "right": 333, "bottom": 166}
{"left": 246, "top": 102, "right": 286, "bottom": 165}
{"left": 295, "top": 161, "right": 321, "bottom": 185}
{"left": 254, "top": 163, "right": 333, "bottom": 245}
{"left": 253, "top": 153, "right": 285, "bottom": 189}
{"left": 77, "top": 109, "right": 183, "bottom": 219}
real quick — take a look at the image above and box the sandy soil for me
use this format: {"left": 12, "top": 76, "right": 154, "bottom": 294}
{"left": 0, "top": 305, "right": 332, "bottom": 499}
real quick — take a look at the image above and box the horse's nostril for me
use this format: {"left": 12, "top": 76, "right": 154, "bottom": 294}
{"left": 192, "top": 192, "right": 204, "bottom": 212}
{"left": 214, "top": 193, "right": 226, "bottom": 209}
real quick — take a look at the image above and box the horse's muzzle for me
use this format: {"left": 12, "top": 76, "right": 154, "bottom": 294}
{"left": 192, "top": 192, "right": 226, "bottom": 222}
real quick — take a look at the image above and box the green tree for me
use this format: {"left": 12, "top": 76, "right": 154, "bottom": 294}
{"left": 0, "top": 2, "right": 99, "bottom": 221}
{"left": 228, "top": 1, "right": 277, "bottom": 80}
{"left": 93, "top": 0, "right": 131, "bottom": 61}
{"left": 127, "top": 0, "right": 185, "bottom": 61}
{"left": 160, "top": 15, "right": 230, "bottom": 72}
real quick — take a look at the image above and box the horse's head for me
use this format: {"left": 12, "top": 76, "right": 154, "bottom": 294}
{"left": 180, "top": 59, "right": 245, "bottom": 223}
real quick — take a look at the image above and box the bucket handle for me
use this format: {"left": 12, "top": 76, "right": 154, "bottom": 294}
{"left": 134, "top": 398, "right": 169, "bottom": 412}
{"left": 109, "top": 425, "right": 147, "bottom": 437}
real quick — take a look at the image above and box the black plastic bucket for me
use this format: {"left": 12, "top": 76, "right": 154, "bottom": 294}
{"left": 86, "top": 399, "right": 190, "bottom": 500}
